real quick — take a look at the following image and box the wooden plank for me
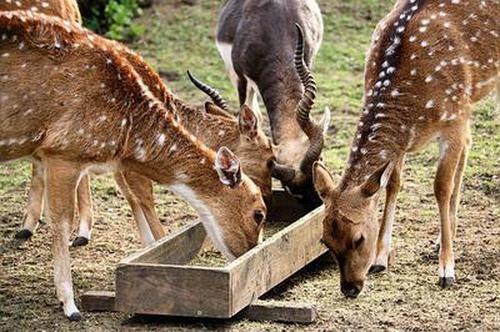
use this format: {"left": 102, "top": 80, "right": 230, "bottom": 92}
{"left": 228, "top": 206, "right": 327, "bottom": 315}
{"left": 81, "top": 291, "right": 116, "bottom": 311}
{"left": 127, "top": 220, "right": 207, "bottom": 265}
{"left": 82, "top": 292, "right": 316, "bottom": 324}
{"left": 115, "top": 263, "right": 231, "bottom": 318}
{"left": 241, "top": 300, "right": 317, "bottom": 324}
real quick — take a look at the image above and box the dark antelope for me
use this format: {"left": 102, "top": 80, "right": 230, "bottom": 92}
{"left": 0, "top": 11, "right": 267, "bottom": 319}
{"left": 217, "top": 0, "right": 328, "bottom": 201}
{"left": 313, "top": 0, "right": 499, "bottom": 298}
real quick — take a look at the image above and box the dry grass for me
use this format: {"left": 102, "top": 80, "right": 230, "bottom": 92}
{"left": 1, "top": 0, "right": 499, "bottom": 331}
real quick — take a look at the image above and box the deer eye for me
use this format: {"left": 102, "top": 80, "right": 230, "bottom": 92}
{"left": 353, "top": 235, "right": 365, "bottom": 249}
{"left": 253, "top": 210, "right": 265, "bottom": 225}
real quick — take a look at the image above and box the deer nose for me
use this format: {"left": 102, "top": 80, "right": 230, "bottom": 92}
{"left": 341, "top": 282, "right": 362, "bottom": 298}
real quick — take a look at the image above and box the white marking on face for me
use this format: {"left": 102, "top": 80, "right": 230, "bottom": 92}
{"left": 170, "top": 184, "right": 236, "bottom": 261}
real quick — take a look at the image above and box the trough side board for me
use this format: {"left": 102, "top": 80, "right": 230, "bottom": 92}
{"left": 228, "top": 206, "right": 327, "bottom": 315}
{"left": 115, "top": 263, "right": 231, "bottom": 317}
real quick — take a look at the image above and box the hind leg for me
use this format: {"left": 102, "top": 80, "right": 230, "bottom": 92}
{"left": 434, "top": 130, "right": 468, "bottom": 288}
{"left": 449, "top": 124, "right": 470, "bottom": 240}
{"left": 16, "top": 162, "right": 45, "bottom": 239}
{"left": 71, "top": 175, "right": 93, "bottom": 247}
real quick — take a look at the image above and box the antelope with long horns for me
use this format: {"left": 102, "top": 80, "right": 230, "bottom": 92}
{"left": 313, "top": 0, "right": 499, "bottom": 298}
{"left": 217, "top": 0, "right": 328, "bottom": 201}
{"left": 0, "top": 11, "right": 267, "bottom": 319}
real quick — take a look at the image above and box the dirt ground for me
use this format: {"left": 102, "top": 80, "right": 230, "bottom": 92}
{"left": 1, "top": 0, "right": 499, "bottom": 331}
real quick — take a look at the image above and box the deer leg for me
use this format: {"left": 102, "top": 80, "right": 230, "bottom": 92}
{"left": 114, "top": 172, "right": 160, "bottom": 247}
{"left": 370, "top": 158, "right": 404, "bottom": 273}
{"left": 123, "top": 171, "right": 165, "bottom": 242}
{"left": 44, "top": 159, "right": 82, "bottom": 320}
{"left": 449, "top": 127, "right": 470, "bottom": 240}
{"left": 15, "top": 162, "right": 45, "bottom": 239}
{"left": 72, "top": 174, "right": 93, "bottom": 247}
{"left": 434, "top": 135, "right": 465, "bottom": 289}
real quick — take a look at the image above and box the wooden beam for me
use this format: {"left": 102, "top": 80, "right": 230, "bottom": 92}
{"left": 82, "top": 292, "right": 317, "bottom": 324}
{"left": 81, "top": 291, "right": 116, "bottom": 311}
{"left": 241, "top": 300, "right": 317, "bottom": 324}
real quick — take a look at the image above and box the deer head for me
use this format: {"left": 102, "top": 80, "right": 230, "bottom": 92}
{"left": 312, "top": 162, "right": 393, "bottom": 297}
{"left": 186, "top": 71, "right": 274, "bottom": 206}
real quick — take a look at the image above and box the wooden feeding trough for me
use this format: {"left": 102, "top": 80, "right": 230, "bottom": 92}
{"left": 83, "top": 189, "right": 328, "bottom": 323}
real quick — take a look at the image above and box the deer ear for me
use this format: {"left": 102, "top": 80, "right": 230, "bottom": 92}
{"left": 238, "top": 105, "right": 259, "bottom": 139}
{"left": 215, "top": 147, "right": 242, "bottom": 188}
{"left": 313, "top": 162, "right": 335, "bottom": 201}
{"left": 360, "top": 161, "right": 393, "bottom": 197}
{"left": 204, "top": 102, "right": 218, "bottom": 114}
{"left": 320, "top": 107, "right": 332, "bottom": 135}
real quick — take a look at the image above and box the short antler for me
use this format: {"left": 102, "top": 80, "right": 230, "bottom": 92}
{"left": 187, "top": 70, "right": 229, "bottom": 111}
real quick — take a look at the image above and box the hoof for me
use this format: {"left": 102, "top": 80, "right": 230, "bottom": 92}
{"left": 14, "top": 229, "right": 33, "bottom": 240}
{"left": 71, "top": 236, "right": 89, "bottom": 247}
{"left": 369, "top": 265, "right": 386, "bottom": 274}
{"left": 439, "top": 277, "right": 455, "bottom": 289}
{"left": 68, "top": 312, "right": 83, "bottom": 321}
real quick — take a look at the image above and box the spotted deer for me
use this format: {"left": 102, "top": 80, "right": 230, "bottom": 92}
{"left": 2, "top": 0, "right": 271, "bottom": 247}
{"left": 313, "top": 0, "right": 499, "bottom": 298}
{"left": 16, "top": 56, "right": 273, "bottom": 247}
{"left": 0, "top": 11, "right": 267, "bottom": 319}
{"left": 0, "top": 0, "right": 92, "bottom": 243}
{"left": 217, "top": 0, "right": 328, "bottom": 201}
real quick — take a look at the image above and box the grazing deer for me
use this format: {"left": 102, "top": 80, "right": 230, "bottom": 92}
{"left": 0, "top": 11, "right": 267, "bottom": 319}
{"left": 0, "top": 0, "right": 90, "bottom": 243}
{"left": 15, "top": 37, "right": 273, "bottom": 246}
{"left": 217, "top": 0, "right": 328, "bottom": 200}
{"left": 313, "top": 0, "right": 499, "bottom": 298}
{"left": 20, "top": 72, "right": 274, "bottom": 247}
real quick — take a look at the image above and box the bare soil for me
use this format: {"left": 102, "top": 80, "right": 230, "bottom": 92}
{"left": 1, "top": 0, "right": 499, "bottom": 331}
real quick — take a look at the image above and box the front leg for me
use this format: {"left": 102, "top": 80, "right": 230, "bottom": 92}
{"left": 370, "top": 157, "right": 404, "bottom": 273}
{"left": 45, "top": 159, "right": 82, "bottom": 320}
{"left": 113, "top": 171, "right": 161, "bottom": 247}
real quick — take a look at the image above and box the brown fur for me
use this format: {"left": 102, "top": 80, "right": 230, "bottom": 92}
{"left": 21, "top": 36, "right": 274, "bottom": 246}
{"left": 314, "top": 0, "right": 499, "bottom": 297}
{"left": 0, "top": 11, "right": 266, "bottom": 318}
{"left": 0, "top": 0, "right": 81, "bottom": 23}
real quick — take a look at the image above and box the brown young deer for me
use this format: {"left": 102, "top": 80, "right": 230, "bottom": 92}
{"left": 217, "top": 0, "right": 329, "bottom": 201}
{"left": 15, "top": 30, "right": 274, "bottom": 246}
{"left": 313, "top": 0, "right": 499, "bottom": 298}
{"left": 0, "top": 11, "right": 267, "bottom": 320}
